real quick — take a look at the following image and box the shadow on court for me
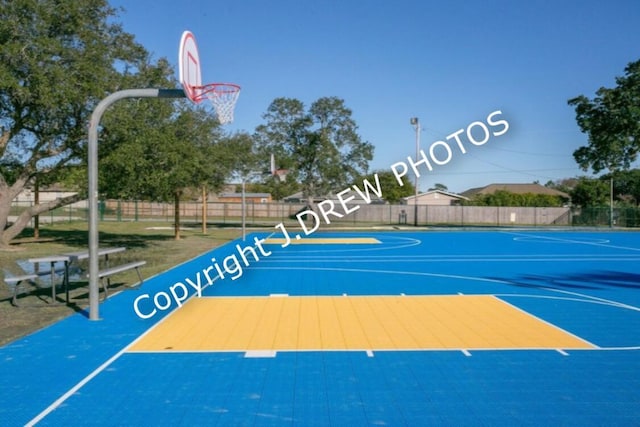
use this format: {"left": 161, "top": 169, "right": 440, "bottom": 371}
{"left": 491, "top": 270, "right": 640, "bottom": 291}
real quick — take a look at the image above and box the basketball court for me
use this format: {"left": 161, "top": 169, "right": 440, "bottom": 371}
{"left": 2, "top": 230, "right": 640, "bottom": 426}
{"left": 4, "top": 31, "right": 640, "bottom": 426}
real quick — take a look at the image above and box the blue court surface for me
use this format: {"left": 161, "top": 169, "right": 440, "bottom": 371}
{"left": 2, "top": 230, "right": 640, "bottom": 426}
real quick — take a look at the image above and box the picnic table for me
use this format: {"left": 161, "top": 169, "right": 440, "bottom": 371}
{"left": 27, "top": 247, "right": 126, "bottom": 304}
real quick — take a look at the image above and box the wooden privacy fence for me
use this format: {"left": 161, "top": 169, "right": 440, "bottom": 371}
{"left": 14, "top": 199, "right": 640, "bottom": 227}
{"left": 100, "top": 200, "right": 573, "bottom": 227}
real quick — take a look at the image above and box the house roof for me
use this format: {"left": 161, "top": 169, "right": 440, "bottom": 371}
{"left": 283, "top": 190, "right": 385, "bottom": 204}
{"left": 460, "top": 183, "right": 570, "bottom": 199}
{"left": 403, "top": 189, "right": 468, "bottom": 201}
{"left": 282, "top": 191, "right": 329, "bottom": 202}
{"left": 219, "top": 193, "right": 271, "bottom": 198}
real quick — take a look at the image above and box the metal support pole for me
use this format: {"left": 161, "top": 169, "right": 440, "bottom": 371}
{"left": 87, "top": 88, "right": 185, "bottom": 320}
{"left": 410, "top": 118, "right": 421, "bottom": 226}
{"left": 610, "top": 176, "right": 614, "bottom": 228}
{"left": 241, "top": 179, "right": 246, "bottom": 241}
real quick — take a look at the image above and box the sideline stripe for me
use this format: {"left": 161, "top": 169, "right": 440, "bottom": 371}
{"left": 25, "top": 346, "right": 129, "bottom": 426}
{"left": 25, "top": 232, "right": 282, "bottom": 427}
{"left": 22, "top": 232, "right": 282, "bottom": 426}
{"left": 24, "top": 304, "right": 180, "bottom": 426}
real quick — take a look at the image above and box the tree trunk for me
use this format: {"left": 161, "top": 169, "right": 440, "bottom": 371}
{"left": 174, "top": 192, "right": 181, "bottom": 240}
{"left": 307, "top": 194, "right": 316, "bottom": 228}
{"left": 0, "top": 191, "right": 82, "bottom": 249}
{"left": 34, "top": 179, "right": 40, "bottom": 239}
{"left": 201, "top": 186, "right": 207, "bottom": 234}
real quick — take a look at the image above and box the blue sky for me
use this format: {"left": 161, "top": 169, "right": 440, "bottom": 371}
{"left": 110, "top": 0, "right": 640, "bottom": 193}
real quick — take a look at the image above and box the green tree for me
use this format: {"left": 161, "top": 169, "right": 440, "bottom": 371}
{"left": 602, "top": 169, "right": 640, "bottom": 206}
{"left": 568, "top": 59, "right": 640, "bottom": 174}
{"left": 428, "top": 183, "right": 448, "bottom": 192}
{"left": 249, "top": 176, "right": 301, "bottom": 202}
{"left": 466, "top": 191, "right": 564, "bottom": 207}
{"left": 361, "top": 170, "right": 415, "bottom": 204}
{"left": 0, "top": 0, "right": 148, "bottom": 248}
{"left": 570, "top": 177, "right": 610, "bottom": 207}
{"left": 100, "top": 96, "right": 225, "bottom": 239}
{"left": 220, "top": 132, "right": 260, "bottom": 182}
{"left": 545, "top": 178, "right": 578, "bottom": 195}
{"left": 255, "top": 97, "right": 373, "bottom": 206}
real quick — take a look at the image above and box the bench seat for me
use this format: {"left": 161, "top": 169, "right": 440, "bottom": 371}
{"left": 94, "top": 261, "right": 146, "bottom": 299}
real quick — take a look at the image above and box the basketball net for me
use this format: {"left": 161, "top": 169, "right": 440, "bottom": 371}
{"left": 193, "top": 83, "right": 240, "bottom": 125}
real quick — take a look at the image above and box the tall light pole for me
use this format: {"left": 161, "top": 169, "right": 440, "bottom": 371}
{"left": 410, "top": 117, "right": 420, "bottom": 226}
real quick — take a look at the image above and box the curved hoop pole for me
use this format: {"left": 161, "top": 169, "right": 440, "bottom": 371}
{"left": 87, "top": 89, "right": 185, "bottom": 320}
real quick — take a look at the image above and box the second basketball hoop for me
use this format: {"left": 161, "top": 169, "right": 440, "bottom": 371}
{"left": 179, "top": 31, "right": 240, "bottom": 124}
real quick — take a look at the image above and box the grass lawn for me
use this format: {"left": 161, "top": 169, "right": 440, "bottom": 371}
{"left": 0, "top": 220, "right": 245, "bottom": 346}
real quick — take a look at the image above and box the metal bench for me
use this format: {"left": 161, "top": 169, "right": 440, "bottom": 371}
{"left": 4, "top": 274, "right": 39, "bottom": 306}
{"left": 94, "top": 261, "right": 146, "bottom": 299}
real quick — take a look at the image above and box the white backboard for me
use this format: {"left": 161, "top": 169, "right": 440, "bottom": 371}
{"left": 179, "top": 31, "right": 202, "bottom": 103}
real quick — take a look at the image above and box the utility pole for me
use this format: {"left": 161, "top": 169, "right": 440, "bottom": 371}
{"left": 410, "top": 117, "right": 420, "bottom": 226}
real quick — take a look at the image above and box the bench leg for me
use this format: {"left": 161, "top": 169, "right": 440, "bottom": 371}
{"left": 11, "top": 281, "right": 21, "bottom": 307}
{"left": 131, "top": 267, "right": 144, "bottom": 288}
{"left": 100, "top": 278, "right": 109, "bottom": 301}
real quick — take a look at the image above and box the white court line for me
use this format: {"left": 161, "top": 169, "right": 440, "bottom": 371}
{"left": 127, "top": 346, "right": 638, "bottom": 355}
{"left": 495, "top": 292, "right": 640, "bottom": 312}
{"left": 259, "top": 256, "right": 640, "bottom": 263}
{"left": 505, "top": 230, "right": 640, "bottom": 252}
{"left": 26, "top": 233, "right": 284, "bottom": 426}
{"left": 245, "top": 350, "right": 277, "bottom": 358}
{"left": 263, "top": 253, "right": 640, "bottom": 259}
{"left": 24, "top": 300, "right": 183, "bottom": 426}
{"left": 25, "top": 232, "right": 280, "bottom": 426}
{"left": 494, "top": 296, "right": 599, "bottom": 349}
{"left": 556, "top": 349, "right": 569, "bottom": 356}
{"left": 250, "top": 266, "right": 513, "bottom": 285}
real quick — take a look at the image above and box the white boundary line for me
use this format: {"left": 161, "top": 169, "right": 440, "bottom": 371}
{"left": 250, "top": 266, "right": 513, "bottom": 285}
{"left": 490, "top": 295, "right": 599, "bottom": 349}
{"left": 126, "top": 346, "right": 610, "bottom": 354}
{"left": 25, "top": 231, "right": 279, "bottom": 426}
{"left": 504, "top": 230, "right": 640, "bottom": 252}
{"left": 259, "top": 256, "right": 640, "bottom": 263}
{"left": 24, "top": 303, "right": 181, "bottom": 426}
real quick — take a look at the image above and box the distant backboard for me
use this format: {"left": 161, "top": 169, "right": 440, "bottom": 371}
{"left": 179, "top": 31, "right": 202, "bottom": 103}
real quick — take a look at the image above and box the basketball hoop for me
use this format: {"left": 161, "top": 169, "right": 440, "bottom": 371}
{"left": 179, "top": 31, "right": 240, "bottom": 125}
{"left": 192, "top": 83, "right": 240, "bottom": 125}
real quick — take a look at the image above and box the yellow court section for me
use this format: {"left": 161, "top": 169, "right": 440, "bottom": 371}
{"left": 130, "top": 295, "right": 595, "bottom": 352}
{"left": 264, "top": 237, "right": 380, "bottom": 245}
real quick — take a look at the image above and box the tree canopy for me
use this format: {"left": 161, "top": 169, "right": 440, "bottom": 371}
{"left": 254, "top": 97, "right": 373, "bottom": 202}
{"left": 568, "top": 59, "right": 640, "bottom": 174}
{"left": 0, "top": 0, "right": 149, "bottom": 247}
{"left": 362, "top": 170, "right": 415, "bottom": 204}
{"left": 569, "top": 177, "right": 610, "bottom": 208}
{"left": 0, "top": 0, "right": 235, "bottom": 245}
